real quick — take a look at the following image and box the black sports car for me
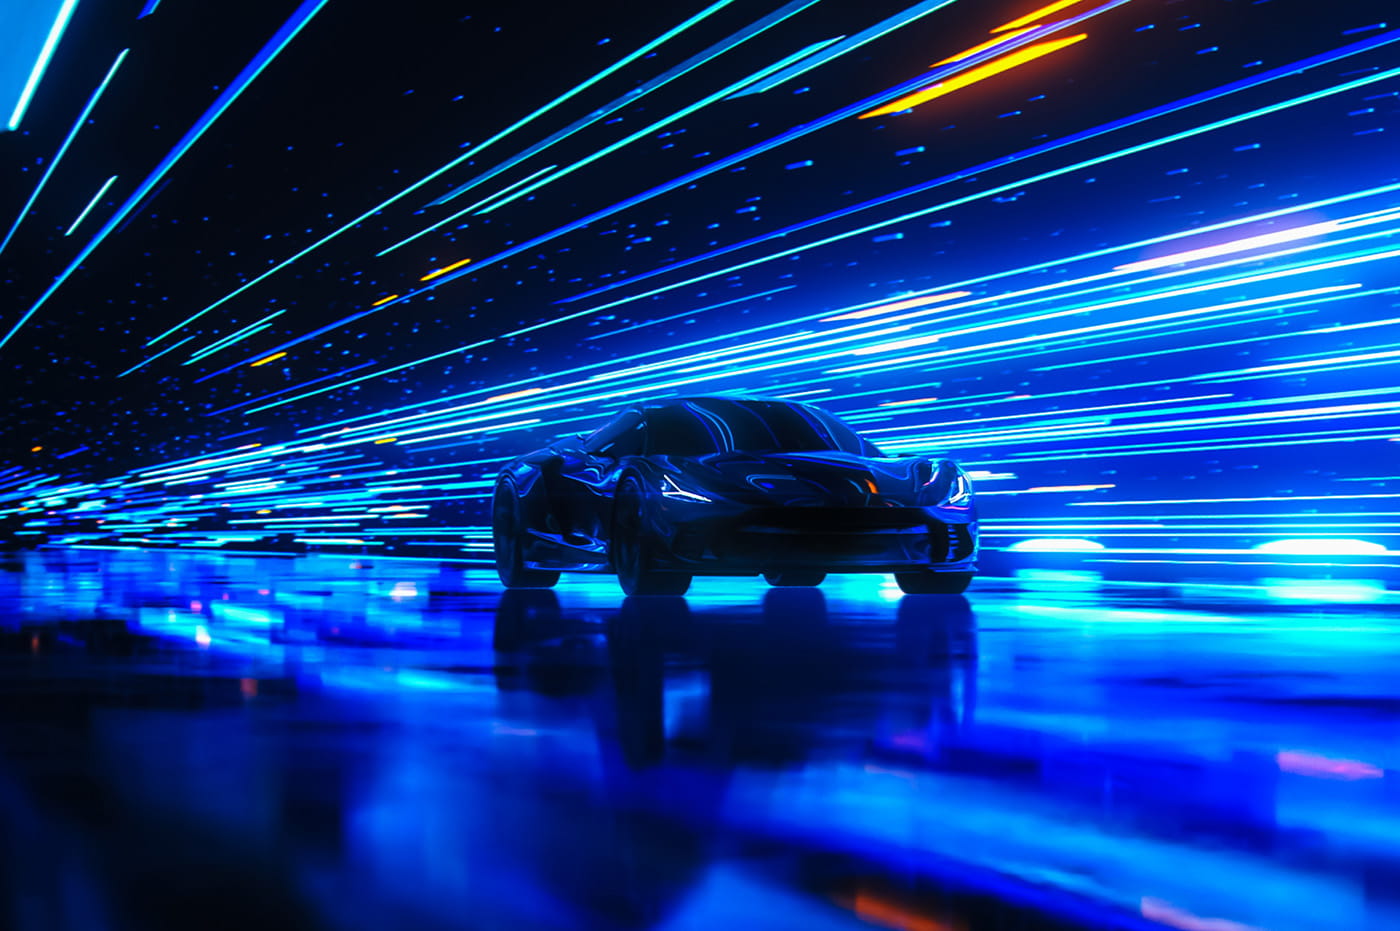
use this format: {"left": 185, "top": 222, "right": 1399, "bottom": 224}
{"left": 492, "top": 396, "right": 978, "bottom": 596}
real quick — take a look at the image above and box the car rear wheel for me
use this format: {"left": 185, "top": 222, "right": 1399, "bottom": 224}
{"left": 763, "top": 570, "right": 826, "bottom": 587}
{"left": 493, "top": 482, "right": 560, "bottom": 589}
{"left": 894, "top": 570, "right": 973, "bottom": 595}
{"left": 612, "top": 477, "right": 691, "bottom": 597}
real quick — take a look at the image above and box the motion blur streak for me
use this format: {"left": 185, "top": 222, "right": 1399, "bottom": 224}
{"left": 0, "top": 47, "right": 127, "bottom": 255}
{"left": 860, "top": 34, "right": 1089, "bottom": 119}
{"left": 145, "top": 0, "right": 740, "bottom": 345}
{"left": 0, "top": 0, "right": 331, "bottom": 352}
{"left": 1, "top": 0, "right": 1398, "bottom": 581}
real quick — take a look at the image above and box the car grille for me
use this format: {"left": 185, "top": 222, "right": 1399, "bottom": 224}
{"left": 738, "top": 507, "right": 929, "bottom": 534}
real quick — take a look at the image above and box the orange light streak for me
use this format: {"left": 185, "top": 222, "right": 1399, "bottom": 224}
{"left": 420, "top": 257, "right": 472, "bottom": 281}
{"left": 371, "top": 294, "right": 400, "bottom": 307}
{"left": 934, "top": 26, "right": 1037, "bottom": 65}
{"left": 30, "top": 445, "right": 42, "bottom": 452}
{"left": 992, "top": 0, "right": 1090, "bottom": 33}
{"left": 250, "top": 351, "right": 287, "bottom": 367}
{"left": 822, "top": 291, "right": 971, "bottom": 321}
{"left": 860, "top": 33, "right": 1088, "bottom": 119}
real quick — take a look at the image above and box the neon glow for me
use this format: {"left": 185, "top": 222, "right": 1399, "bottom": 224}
{"left": 861, "top": 34, "right": 1089, "bottom": 119}
{"left": 63, "top": 174, "right": 117, "bottom": 236}
{"left": 5, "top": 0, "right": 81, "bottom": 132}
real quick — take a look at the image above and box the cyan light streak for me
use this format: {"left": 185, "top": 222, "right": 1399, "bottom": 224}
{"left": 63, "top": 174, "right": 117, "bottom": 237}
{"left": 586, "top": 285, "right": 797, "bottom": 340}
{"left": 136, "top": 0, "right": 160, "bottom": 18}
{"left": 414, "top": 1, "right": 1132, "bottom": 299}
{"left": 0, "top": 0, "right": 330, "bottom": 354}
{"left": 375, "top": 162, "right": 558, "bottom": 257}
{"left": 554, "top": 28, "right": 1400, "bottom": 310}
{"left": 190, "top": 309, "right": 388, "bottom": 384}
{"left": 5, "top": 0, "right": 80, "bottom": 132}
{"left": 183, "top": 310, "right": 286, "bottom": 365}
{"left": 146, "top": 0, "right": 738, "bottom": 346}
{"left": 245, "top": 340, "right": 494, "bottom": 413}
{"left": 726, "top": 0, "right": 960, "bottom": 98}
{"left": 116, "top": 336, "right": 195, "bottom": 378}
{"left": 428, "top": 0, "right": 828, "bottom": 209}
{"left": 477, "top": 37, "right": 860, "bottom": 216}
{"left": 0, "top": 48, "right": 128, "bottom": 257}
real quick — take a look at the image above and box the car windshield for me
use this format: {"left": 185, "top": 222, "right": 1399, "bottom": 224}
{"left": 646, "top": 399, "right": 879, "bottom": 457}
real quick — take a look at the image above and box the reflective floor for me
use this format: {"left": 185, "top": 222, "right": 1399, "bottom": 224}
{"left": 2, "top": 549, "right": 1399, "bottom": 931}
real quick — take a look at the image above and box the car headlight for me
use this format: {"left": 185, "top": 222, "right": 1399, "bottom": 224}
{"left": 660, "top": 474, "right": 713, "bottom": 503}
{"left": 919, "top": 461, "right": 973, "bottom": 508}
{"left": 943, "top": 469, "right": 973, "bottom": 508}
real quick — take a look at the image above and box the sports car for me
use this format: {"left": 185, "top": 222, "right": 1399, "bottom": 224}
{"left": 492, "top": 395, "right": 977, "bottom": 596}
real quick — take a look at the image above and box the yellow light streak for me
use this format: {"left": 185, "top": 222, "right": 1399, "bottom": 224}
{"left": 860, "top": 34, "right": 1088, "bottom": 119}
{"left": 485, "top": 387, "right": 545, "bottom": 404}
{"left": 420, "top": 257, "right": 473, "bottom": 281}
{"left": 934, "top": 27, "right": 1037, "bottom": 65}
{"left": 250, "top": 351, "right": 287, "bottom": 367}
{"left": 371, "top": 294, "right": 400, "bottom": 307}
{"left": 822, "top": 291, "right": 971, "bottom": 321}
{"left": 373, "top": 437, "right": 397, "bottom": 444}
{"left": 991, "top": 0, "right": 1089, "bottom": 33}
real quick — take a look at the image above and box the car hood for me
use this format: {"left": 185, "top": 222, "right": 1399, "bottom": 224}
{"left": 656, "top": 450, "right": 933, "bottom": 506}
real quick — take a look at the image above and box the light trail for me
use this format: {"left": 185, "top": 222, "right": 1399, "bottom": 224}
{"left": 859, "top": 34, "right": 1088, "bottom": 119}
{"left": 552, "top": 29, "right": 1400, "bottom": 311}
{"left": 0, "top": 0, "right": 331, "bottom": 353}
{"left": 396, "top": 0, "right": 1137, "bottom": 306}
{"left": 144, "top": 0, "right": 739, "bottom": 345}
{"left": 428, "top": 0, "right": 829, "bottom": 208}
{"left": 62, "top": 174, "right": 117, "bottom": 236}
{"left": 376, "top": 162, "right": 558, "bottom": 258}
{"left": 0, "top": 48, "right": 128, "bottom": 256}
{"left": 6, "top": 0, "right": 81, "bottom": 132}
{"left": 183, "top": 310, "right": 286, "bottom": 365}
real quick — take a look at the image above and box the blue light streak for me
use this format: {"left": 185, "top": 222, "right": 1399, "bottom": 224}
{"left": 476, "top": 37, "right": 861, "bottom": 216}
{"left": 428, "top": 0, "right": 827, "bottom": 209}
{"left": 0, "top": 48, "right": 127, "bottom": 257}
{"left": 0, "top": 0, "right": 331, "bottom": 353}
{"left": 726, "top": 0, "right": 960, "bottom": 98}
{"left": 116, "top": 336, "right": 196, "bottom": 378}
{"left": 553, "top": 29, "right": 1400, "bottom": 311}
{"left": 145, "top": 0, "right": 739, "bottom": 346}
{"left": 374, "top": 163, "right": 558, "bottom": 258}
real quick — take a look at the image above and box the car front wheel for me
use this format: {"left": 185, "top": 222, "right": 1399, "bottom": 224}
{"left": 612, "top": 477, "right": 691, "bottom": 597}
{"left": 493, "top": 482, "right": 560, "bottom": 589}
{"left": 894, "top": 570, "right": 973, "bottom": 595}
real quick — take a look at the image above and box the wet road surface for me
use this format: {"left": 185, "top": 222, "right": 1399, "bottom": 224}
{"left": 2, "top": 548, "right": 1398, "bottom": 930}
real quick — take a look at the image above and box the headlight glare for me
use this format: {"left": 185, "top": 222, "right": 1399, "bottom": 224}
{"left": 660, "top": 474, "right": 712, "bottom": 503}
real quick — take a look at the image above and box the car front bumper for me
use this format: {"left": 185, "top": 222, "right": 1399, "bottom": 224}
{"left": 650, "top": 500, "right": 978, "bottom": 575}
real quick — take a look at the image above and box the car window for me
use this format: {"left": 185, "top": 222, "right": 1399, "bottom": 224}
{"left": 583, "top": 411, "right": 645, "bottom": 458}
{"left": 645, "top": 400, "right": 881, "bottom": 456}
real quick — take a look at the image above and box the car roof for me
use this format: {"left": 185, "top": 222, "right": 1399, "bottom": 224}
{"left": 635, "top": 394, "right": 814, "bottom": 412}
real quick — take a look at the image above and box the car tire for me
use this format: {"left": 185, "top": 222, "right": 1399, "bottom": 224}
{"left": 894, "top": 570, "right": 973, "bottom": 594}
{"left": 763, "top": 570, "right": 826, "bottom": 587}
{"left": 612, "top": 477, "right": 692, "bottom": 597}
{"left": 493, "top": 481, "right": 560, "bottom": 589}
